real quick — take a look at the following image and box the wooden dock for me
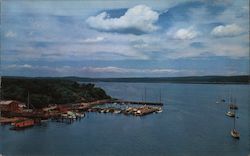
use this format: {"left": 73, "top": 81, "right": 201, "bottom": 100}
{"left": 108, "top": 100, "right": 163, "bottom": 106}
{"left": 0, "top": 117, "right": 27, "bottom": 125}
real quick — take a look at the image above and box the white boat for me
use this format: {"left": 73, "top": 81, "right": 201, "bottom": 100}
{"left": 230, "top": 108, "right": 240, "bottom": 139}
{"left": 157, "top": 110, "right": 163, "bottom": 113}
{"left": 135, "top": 110, "right": 142, "bottom": 116}
{"left": 114, "top": 110, "right": 121, "bottom": 114}
{"left": 41, "top": 119, "right": 49, "bottom": 122}
{"left": 61, "top": 114, "right": 68, "bottom": 118}
{"left": 231, "top": 129, "right": 240, "bottom": 139}
{"left": 79, "top": 113, "right": 85, "bottom": 118}
{"left": 156, "top": 107, "right": 163, "bottom": 113}
{"left": 226, "top": 111, "right": 235, "bottom": 117}
{"left": 75, "top": 112, "right": 85, "bottom": 118}
{"left": 226, "top": 95, "right": 236, "bottom": 117}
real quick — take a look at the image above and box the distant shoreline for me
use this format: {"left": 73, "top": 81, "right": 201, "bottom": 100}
{"left": 2, "top": 75, "right": 249, "bottom": 84}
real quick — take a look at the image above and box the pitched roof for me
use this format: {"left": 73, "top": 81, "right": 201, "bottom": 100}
{"left": 0, "top": 100, "right": 17, "bottom": 105}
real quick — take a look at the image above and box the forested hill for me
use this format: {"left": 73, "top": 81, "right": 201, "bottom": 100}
{"left": 63, "top": 75, "right": 249, "bottom": 84}
{"left": 1, "top": 77, "right": 111, "bottom": 108}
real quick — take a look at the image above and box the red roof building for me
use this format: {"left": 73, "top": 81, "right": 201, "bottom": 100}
{"left": 0, "top": 100, "right": 22, "bottom": 112}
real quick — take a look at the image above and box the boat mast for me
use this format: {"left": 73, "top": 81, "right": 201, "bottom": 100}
{"left": 27, "top": 91, "right": 30, "bottom": 109}
{"left": 228, "top": 92, "right": 231, "bottom": 109}
{"left": 159, "top": 89, "right": 162, "bottom": 103}
{"left": 233, "top": 111, "right": 236, "bottom": 130}
{"left": 141, "top": 92, "right": 144, "bottom": 101}
{"left": 144, "top": 88, "right": 147, "bottom": 102}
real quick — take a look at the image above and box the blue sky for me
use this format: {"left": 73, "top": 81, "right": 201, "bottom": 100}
{"left": 1, "top": 0, "right": 249, "bottom": 77}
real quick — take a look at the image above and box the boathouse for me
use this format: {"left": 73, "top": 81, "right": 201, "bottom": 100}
{"left": 0, "top": 100, "right": 21, "bottom": 112}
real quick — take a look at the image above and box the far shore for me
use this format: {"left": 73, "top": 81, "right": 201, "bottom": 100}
{"left": 2, "top": 75, "right": 249, "bottom": 84}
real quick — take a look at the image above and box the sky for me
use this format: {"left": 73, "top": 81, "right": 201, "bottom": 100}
{"left": 1, "top": 0, "right": 249, "bottom": 77}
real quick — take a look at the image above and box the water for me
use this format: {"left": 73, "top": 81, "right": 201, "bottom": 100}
{"left": 1, "top": 83, "right": 249, "bottom": 156}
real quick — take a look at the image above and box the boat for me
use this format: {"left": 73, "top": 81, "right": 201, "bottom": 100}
{"left": 230, "top": 111, "right": 240, "bottom": 139}
{"left": 229, "top": 104, "right": 238, "bottom": 110}
{"left": 228, "top": 96, "right": 238, "bottom": 110}
{"left": 61, "top": 113, "right": 68, "bottom": 118}
{"left": 226, "top": 111, "right": 235, "bottom": 117}
{"left": 41, "top": 119, "right": 49, "bottom": 122}
{"left": 156, "top": 108, "right": 163, "bottom": 113}
{"left": 114, "top": 110, "right": 121, "bottom": 114}
{"left": 10, "top": 119, "right": 35, "bottom": 130}
{"left": 76, "top": 112, "right": 85, "bottom": 118}
{"left": 156, "top": 90, "right": 163, "bottom": 113}
{"left": 135, "top": 110, "right": 142, "bottom": 116}
{"left": 221, "top": 99, "right": 226, "bottom": 103}
{"left": 231, "top": 129, "right": 240, "bottom": 139}
{"left": 226, "top": 95, "right": 237, "bottom": 117}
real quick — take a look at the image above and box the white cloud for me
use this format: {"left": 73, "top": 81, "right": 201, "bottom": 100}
{"left": 82, "top": 36, "right": 105, "bottom": 43}
{"left": 5, "top": 31, "right": 17, "bottom": 38}
{"left": 172, "top": 27, "right": 199, "bottom": 40}
{"left": 211, "top": 24, "right": 244, "bottom": 37}
{"left": 86, "top": 5, "right": 159, "bottom": 33}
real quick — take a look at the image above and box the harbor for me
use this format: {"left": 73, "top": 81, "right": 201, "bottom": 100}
{"left": 0, "top": 98, "right": 164, "bottom": 129}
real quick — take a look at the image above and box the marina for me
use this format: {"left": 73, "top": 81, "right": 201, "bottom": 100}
{"left": 0, "top": 97, "right": 164, "bottom": 128}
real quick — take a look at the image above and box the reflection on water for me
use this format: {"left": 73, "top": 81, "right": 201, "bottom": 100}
{"left": 1, "top": 83, "right": 249, "bottom": 156}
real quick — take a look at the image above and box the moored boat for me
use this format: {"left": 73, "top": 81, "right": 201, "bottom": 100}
{"left": 221, "top": 99, "right": 226, "bottom": 102}
{"left": 114, "top": 110, "right": 121, "bottom": 114}
{"left": 10, "top": 119, "right": 35, "bottom": 130}
{"left": 76, "top": 112, "right": 85, "bottom": 118}
{"left": 226, "top": 111, "right": 235, "bottom": 117}
{"left": 231, "top": 129, "right": 240, "bottom": 139}
{"left": 230, "top": 110, "right": 240, "bottom": 139}
{"left": 229, "top": 104, "right": 238, "bottom": 110}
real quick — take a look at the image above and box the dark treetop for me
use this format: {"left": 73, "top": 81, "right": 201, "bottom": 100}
{"left": 1, "top": 77, "right": 111, "bottom": 108}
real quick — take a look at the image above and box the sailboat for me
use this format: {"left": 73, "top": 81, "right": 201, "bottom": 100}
{"left": 226, "top": 111, "right": 235, "bottom": 117}
{"left": 226, "top": 95, "right": 236, "bottom": 117}
{"left": 156, "top": 89, "right": 163, "bottom": 113}
{"left": 229, "top": 97, "right": 238, "bottom": 110}
{"left": 230, "top": 111, "right": 240, "bottom": 139}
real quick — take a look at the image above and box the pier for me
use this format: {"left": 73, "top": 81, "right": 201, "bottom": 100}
{"left": 108, "top": 99, "right": 163, "bottom": 106}
{"left": 88, "top": 106, "right": 162, "bottom": 116}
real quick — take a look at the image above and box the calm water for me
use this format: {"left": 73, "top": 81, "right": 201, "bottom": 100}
{"left": 1, "top": 83, "right": 249, "bottom": 156}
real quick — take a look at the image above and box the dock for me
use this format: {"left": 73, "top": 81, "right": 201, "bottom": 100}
{"left": 108, "top": 99, "right": 163, "bottom": 106}
{"left": 88, "top": 105, "right": 162, "bottom": 116}
{"left": 0, "top": 117, "right": 27, "bottom": 125}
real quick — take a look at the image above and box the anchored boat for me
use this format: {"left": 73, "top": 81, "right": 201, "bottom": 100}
{"left": 10, "top": 119, "right": 35, "bottom": 130}
{"left": 226, "top": 95, "right": 238, "bottom": 118}
{"left": 226, "top": 111, "right": 235, "bottom": 117}
{"left": 231, "top": 111, "right": 240, "bottom": 139}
